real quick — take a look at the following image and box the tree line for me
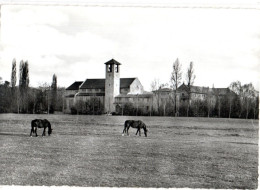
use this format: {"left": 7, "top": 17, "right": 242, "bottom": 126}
{"left": 0, "top": 58, "right": 64, "bottom": 114}
{"left": 0, "top": 58, "right": 258, "bottom": 119}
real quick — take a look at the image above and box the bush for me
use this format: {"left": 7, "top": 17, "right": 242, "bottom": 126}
{"left": 71, "top": 107, "right": 77, "bottom": 115}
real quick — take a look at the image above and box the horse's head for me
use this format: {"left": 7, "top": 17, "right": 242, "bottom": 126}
{"left": 48, "top": 128, "right": 53, "bottom": 135}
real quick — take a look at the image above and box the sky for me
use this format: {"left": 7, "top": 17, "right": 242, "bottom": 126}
{"left": 0, "top": 2, "right": 259, "bottom": 91}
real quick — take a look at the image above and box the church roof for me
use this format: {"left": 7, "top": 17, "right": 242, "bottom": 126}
{"left": 104, "top": 59, "right": 121, "bottom": 65}
{"left": 80, "top": 79, "right": 105, "bottom": 89}
{"left": 66, "top": 81, "right": 83, "bottom": 90}
{"left": 79, "top": 78, "right": 136, "bottom": 89}
{"left": 120, "top": 78, "right": 136, "bottom": 88}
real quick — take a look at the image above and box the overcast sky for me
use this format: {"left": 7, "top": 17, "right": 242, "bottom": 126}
{"left": 0, "top": 3, "right": 259, "bottom": 91}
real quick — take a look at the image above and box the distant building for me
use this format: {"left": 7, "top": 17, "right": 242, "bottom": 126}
{"left": 177, "top": 83, "right": 237, "bottom": 102}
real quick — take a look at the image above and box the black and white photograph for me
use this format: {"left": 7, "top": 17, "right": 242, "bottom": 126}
{"left": 0, "top": 0, "right": 259, "bottom": 189}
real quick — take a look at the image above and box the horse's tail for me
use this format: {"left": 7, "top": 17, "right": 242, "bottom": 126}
{"left": 31, "top": 120, "right": 36, "bottom": 133}
{"left": 123, "top": 120, "right": 128, "bottom": 133}
{"left": 124, "top": 120, "right": 128, "bottom": 128}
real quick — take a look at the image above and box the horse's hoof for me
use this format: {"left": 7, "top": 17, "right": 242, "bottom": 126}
{"left": 122, "top": 134, "right": 124, "bottom": 136}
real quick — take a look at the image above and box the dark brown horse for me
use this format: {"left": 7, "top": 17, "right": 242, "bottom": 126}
{"left": 30, "top": 119, "right": 52, "bottom": 137}
{"left": 122, "top": 120, "right": 148, "bottom": 137}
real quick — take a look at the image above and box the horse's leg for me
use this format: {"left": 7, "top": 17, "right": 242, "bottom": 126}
{"left": 30, "top": 128, "right": 33, "bottom": 137}
{"left": 35, "top": 128, "right": 38, "bottom": 137}
{"left": 136, "top": 128, "right": 139, "bottom": 135}
{"left": 42, "top": 127, "right": 46, "bottom": 136}
{"left": 127, "top": 126, "right": 130, "bottom": 136}
{"left": 144, "top": 128, "right": 147, "bottom": 137}
{"left": 139, "top": 128, "right": 141, "bottom": 136}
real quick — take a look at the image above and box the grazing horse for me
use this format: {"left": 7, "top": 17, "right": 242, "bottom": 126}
{"left": 122, "top": 120, "right": 148, "bottom": 137}
{"left": 30, "top": 119, "right": 52, "bottom": 137}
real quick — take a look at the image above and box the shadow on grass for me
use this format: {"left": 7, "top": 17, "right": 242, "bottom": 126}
{"left": 0, "top": 132, "right": 30, "bottom": 137}
{"left": 228, "top": 141, "right": 258, "bottom": 145}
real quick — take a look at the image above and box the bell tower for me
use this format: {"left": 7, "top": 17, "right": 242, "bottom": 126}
{"left": 104, "top": 59, "right": 121, "bottom": 113}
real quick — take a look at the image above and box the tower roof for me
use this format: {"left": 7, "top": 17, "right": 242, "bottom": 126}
{"left": 104, "top": 59, "right": 121, "bottom": 65}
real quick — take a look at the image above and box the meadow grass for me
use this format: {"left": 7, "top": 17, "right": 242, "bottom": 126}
{"left": 0, "top": 114, "right": 258, "bottom": 188}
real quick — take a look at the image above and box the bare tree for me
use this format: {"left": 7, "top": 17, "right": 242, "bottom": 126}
{"left": 185, "top": 61, "right": 196, "bottom": 116}
{"left": 170, "top": 58, "right": 182, "bottom": 116}
{"left": 150, "top": 78, "right": 161, "bottom": 91}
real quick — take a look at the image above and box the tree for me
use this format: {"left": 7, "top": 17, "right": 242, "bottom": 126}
{"left": 18, "top": 60, "right": 30, "bottom": 113}
{"left": 170, "top": 58, "right": 182, "bottom": 116}
{"left": 185, "top": 61, "right": 196, "bottom": 116}
{"left": 229, "top": 81, "right": 243, "bottom": 118}
{"left": 252, "top": 94, "right": 259, "bottom": 119}
{"left": 242, "top": 83, "right": 255, "bottom": 119}
{"left": 229, "top": 81, "right": 257, "bottom": 119}
{"left": 150, "top": 78, "right": 161, "bottom": 115}
{"left": 206, "top": 89, "right": 214, "bottom": 117}
{"left": 0, "top": 81, "right": 12, "bottom": 113}
{"left": 11, "top": 58, "right": 17, "bottom": 112}
{"left": 38, "top": 82, "right": 51, "bottom": 113}
{"left": 11, "top": 59, "right": 17, "bottom": 88}
{"left": 50, "top": 74, "right": 57, "bottom": 113}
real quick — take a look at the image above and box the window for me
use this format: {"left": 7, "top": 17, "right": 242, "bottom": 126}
{"left": 115, "top": 64, "right": 119, "bottom": 73}
{"left": 108, "top": 64, "right": 112, "bottom": 72}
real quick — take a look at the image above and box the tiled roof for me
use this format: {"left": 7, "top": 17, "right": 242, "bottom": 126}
{"left": 104, "top": 59, "right": 121, "bottom": 65}
{"left": 79, "top": 78, "right": 136, "bottom": 89}
{"left": 66, "top": 81, "right": 83, "bottom": 90}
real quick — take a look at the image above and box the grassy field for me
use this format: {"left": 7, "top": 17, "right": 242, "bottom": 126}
{"left": 0, "top": 114, "right": 258, "bottom": 188}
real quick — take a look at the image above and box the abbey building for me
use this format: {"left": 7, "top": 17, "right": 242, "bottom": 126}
{"left": 64, "top": 59, "right": 153, "bottom": 114}
{"left": 64, "top": 59, "right": 237, "bottom": 116}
